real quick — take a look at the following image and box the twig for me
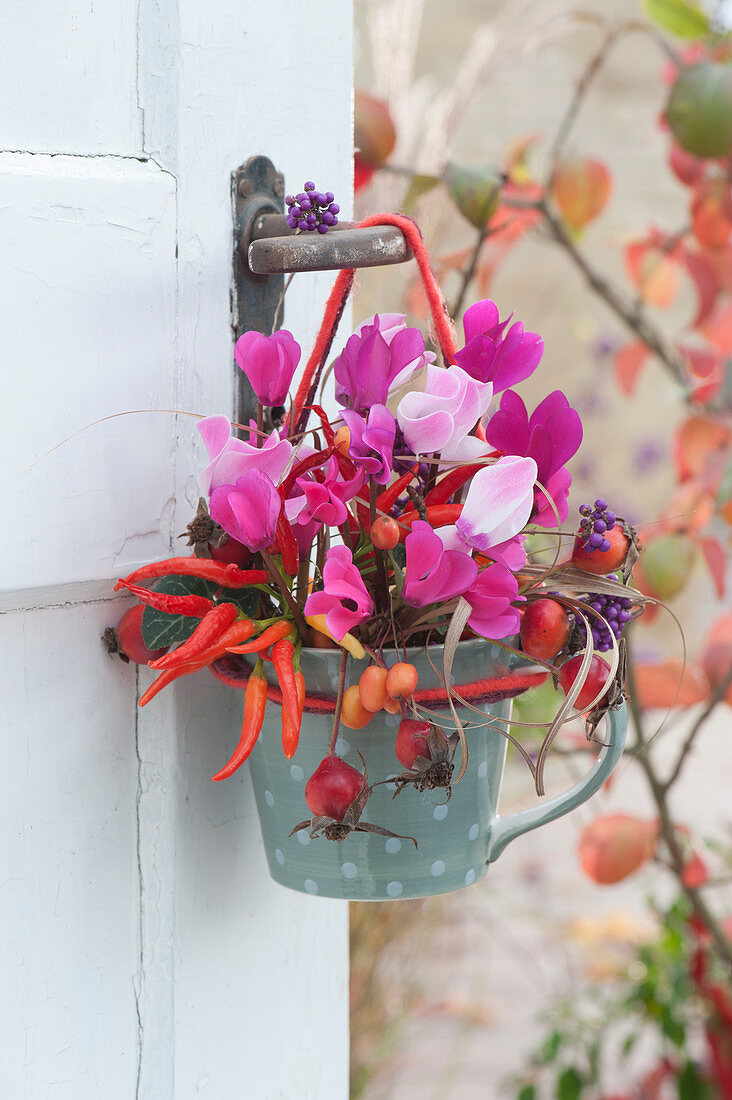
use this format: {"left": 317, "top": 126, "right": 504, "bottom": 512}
{"left": 662, "top": 662, "right": 732, "bottom": 793}
{"left": 625, "top": 634, "right": 732, "bottom": 970}
{"left": 260, "top": 548, "right": 312, "bottom": 643}
{"left": 327, "top": 650, "right": 348, "bottom": 755}
{"left": 452, "top": 226, "right": 489, "bottom": 319}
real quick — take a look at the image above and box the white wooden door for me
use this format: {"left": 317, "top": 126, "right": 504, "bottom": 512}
{"left": 1, "top": 3, "right": 352, "bottom": 1096}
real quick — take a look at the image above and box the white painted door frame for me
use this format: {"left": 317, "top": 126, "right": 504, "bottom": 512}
{"left": 1, "top": 3, "right": 353, "bottom": 1096}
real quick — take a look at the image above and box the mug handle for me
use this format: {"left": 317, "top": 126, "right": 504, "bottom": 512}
{"left": 486, "top": 703, "right": 628, "bottom": 863}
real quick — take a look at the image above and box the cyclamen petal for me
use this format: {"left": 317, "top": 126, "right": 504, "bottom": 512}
{"left": 465, "top": 564, "right": 523, "bottom": 640}
{"left": 455, "top": 298, "right": 543, "bottom": 392}
{"left": 209, "top": 470, "right": 281, "bottom": 552}
{"left": 456, "top": 455, "right": 537, "bottom": 552}
{"left": 341, "top": 404, "right": 396, "bottom": 485}
{"left": 197, "top": 415, "right": 293, "bottom": 496}
{"left": 396, "top": 365, "right": 493, "bottom": 461}
{"left": 234, "top": 329, "right": 301, "bottom": 407}
{"left": 304, "top": 545, "right": 373, "bottom": 640}
{"left": 402, "top": 521, "right": 477, "bottom": 608}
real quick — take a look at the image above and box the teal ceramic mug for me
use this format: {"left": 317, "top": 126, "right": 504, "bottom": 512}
{"left": 229, "top": 638, "right": 626, "bottom": 900}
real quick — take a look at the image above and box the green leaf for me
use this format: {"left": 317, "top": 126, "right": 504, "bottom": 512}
{"left": 678, "top": 1060, "right": 713, "bottom": 1099}
{"left": 538, "top": 1030, "right": 563, "bottom": 1065}
{"left": 517, "top": 1086, "right": 537, "bottom": 1100}
{"left": 556, "top": 1066, "right": 583, "bottom": 1100}
{"left": 661, "top": 1004, "right": 686, "bottom": 1047}
{"left": 402, "top": 173, "right": 441, "bottom": 214}
{"left": 644, "top": 0, "right": 710, "bottom": 39}
{"left": 140, "top": 575, "right": 262, "bottom": 651}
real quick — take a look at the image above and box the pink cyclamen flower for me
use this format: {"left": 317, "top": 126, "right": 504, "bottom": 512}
{"left": 340, "top": 404, "right": 396, "bottom": 485}
{"left": 293, "top": 455, "right": 365, "bottom": 529}
{"left": 334, "top": 315, "right": 430, "bottom": 413}
{"left": 456, "top": 455, "right": 538, "bottom": 553}
{"left": 453, "top": 299, "right": 543, "bottom": 392}
{"left": 209, "top": 470, "right": 281, "bottom": 553}
{"left": 396, "top": 365, "right": 494, "bottom": 462}
{"left": 197, "top": 415, "right": 293, "bottom": 496}
{"left": 304, "top": 545, "right": 374, "bottom": 640}
{"left": 402, "top": 521, "right": 478, "bottom": 608}
{"left": 484, "top": 390, "right": 583, "bottom": 526}
{"left": 464, "top": 564, "right": 522, "bottom": 639}
{"left": 234, "top": 329, "right": 301, "bottom": 407}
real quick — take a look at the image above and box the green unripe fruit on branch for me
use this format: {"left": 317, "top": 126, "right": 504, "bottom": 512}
{"left": 641, "top": 533, "right": 698, "bottom": 600}
{"left": 667, "top": 62, "right": 732, "bottom": 158}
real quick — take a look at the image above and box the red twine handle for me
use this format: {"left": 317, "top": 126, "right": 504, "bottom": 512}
{"left": 291, "top": 212, "right": 458, "bottom": 435}
{"left": 211, "top": 656, "right": 546, "bottom": 712}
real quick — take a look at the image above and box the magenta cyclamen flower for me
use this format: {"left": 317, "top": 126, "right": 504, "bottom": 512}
{"left": 402, "top": 521, "right": 478, "bottom": 608}
{"left": 334, "top": 315, "right": 429, "bottom": 413}
{"left": 304, "top": 545, "right": 374, "bottom": 640}
{"left": 209, "top": 470, "right": 280, "bottom": 553}
{"left": 234, "top": 329, "right": 301, "bottom": 408}
{"left": 340, "top": 404, "right": 396, "bottom": 485}
{"left": 294, "top": 456, "right": 365, "bottom": 529}
{"left": 464, "top": 564, "right": 522, "bottom": 640}
{"left": 454, "top": 299, "right": 543, "bottom": 393}
{"left": 484, "top": 390, "right": 583, "bottom": 526}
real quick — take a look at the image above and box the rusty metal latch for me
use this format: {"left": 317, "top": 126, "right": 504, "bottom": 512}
{"left": 232, "top": 155, "right": 412, "bottom": 423}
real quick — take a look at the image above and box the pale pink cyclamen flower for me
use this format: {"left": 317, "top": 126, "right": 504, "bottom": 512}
{"left": 209, "top": 470, "right": 281, "bottom": 553}
{"left": 396, "top": 365, "right": 494, "bottom": 462}
{"left": 197, "top": 415, "right": 293, "bottom": 497}
{"left": 454, "top": 299, "right": 543, "bottom": 392}
{"left": 234, "top": 329, "right": 301, "bottom": 407}
{"left": 455, "top": 455, "right": 538, "bottom": 553}
{"left": 402, "top": 521, "right": 478, "bottom": 608}
{"left": 304, "top": 545, "right": 374, "bottom": 640}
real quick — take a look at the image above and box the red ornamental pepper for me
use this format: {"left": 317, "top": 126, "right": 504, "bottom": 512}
{"left": 149, "top": 604, "right": 245, "bottom": 670}
{"left": 280, "top": 448, "right": 333, "bottom": 498}
{"left": 211, "top": 660, "right": 268, "bottom": 780}
{"left": 425, "top": 462, "right": 492, "bottom": 507}
{"left": 270, "top": 638, "right": 300, "bottom": 736}
{"left": 281, "top": 669, "right": 306, "bottom": 759}
{"left": 115, "top": 580, "right": 215, "bottom": 618}
{"left": 226, "top": 619, "right": 294, "bottom": 655}
{"left": 116, "top": 557, "right": 269, "bottom": 590}
{"left": 396, "top": 503, "right": 464, "bottom": 541}
{"left": 375, "top": 464, "right": 419, "bottom": 516}
{"left": 138, "top": 619, "right": 257, "bottom": 706}
{"left": 274, "top": 498, "right": 299, "bottom": 577}
{"left": 304, "top": 404, "right": 337, "bottom": 447}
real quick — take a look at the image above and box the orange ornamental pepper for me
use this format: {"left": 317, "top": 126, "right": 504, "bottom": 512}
{"left": 396, "top": 503, "right": 464, "bottom": 541}
{"left": 138, "top": 619, "right": 256, "bottom": 706}
{"left": 225, "top": 619, "right": 294, "bottom": 655}
{"left": 270, "top": 638, "right": 300, "bottom": 735}
{"left": 281, "top": 669, "right": 306, "bottom": 760}
{"left": 211, "top": 660, "right": 268, "bottom": 781}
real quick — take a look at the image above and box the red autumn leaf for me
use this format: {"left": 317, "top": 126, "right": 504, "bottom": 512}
{"left": 632, "top": 659, "right": 710, "bottom": 708}
{"left": 625, "top": 240, "right": 680, "bottom": 307}
{"left": 680, "top": 247, "right": 720, "bottom": 327}
{"left": 614, "top": 342, "right": 650, "bottom": 395}
{"left": 668, "top": 141, "right": 705, "bottom": 187}
{"left": 700, "top": 614, "right": 732, "bottom": 703}
{"left": 691, "top": 178, "right": 732, "bottom": 251}
{"left": 673, "top": 415, "right": 731, "bottom": 481}
{"left": 681, "top": 852, "right": 710, "bottom": 889}
{"left": 578, "top": 814, "right": 658, "bottom": 885}
{"left": 552, "top": 157, "right": 612, "bottom": 231}
{"left": 698, "top": 535, "right": 727, "bottom": 597}
{"left": 703, "top": 300, "right": 732, "bottom": 353}
{"left": 679, "top": 345, "right": 725, "bottom": 404}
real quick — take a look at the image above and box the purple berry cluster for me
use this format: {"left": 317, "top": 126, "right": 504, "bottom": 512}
{"left": 577, "top": 576, "right": 633, "bottom": 652}
{"left": 285, "top": 182, "right": 340, "bottom": 234}
{"left": 579, "top": 498, "right": 616, "bottom": 553}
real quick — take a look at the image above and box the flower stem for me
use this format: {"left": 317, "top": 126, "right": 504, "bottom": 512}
{"left": 260, "top": 547, "right": 312, "bottom": 644}
{"left": 370, "top": 480, "right": 390, "bottom": 615}
{"left": 327, "top": 650, "right": 348, "bottom": 755}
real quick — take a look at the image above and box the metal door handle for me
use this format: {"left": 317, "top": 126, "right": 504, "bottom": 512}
{"left": 247, "top": 213, "right": 411, "bottom": 274}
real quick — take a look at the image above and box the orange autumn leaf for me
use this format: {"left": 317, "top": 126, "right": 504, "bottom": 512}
{"left": 673, "top": 415, "right": 731, "bottom": 481}
{"left": 632, "top": 659, "right": 710, "bottom": 708}
{"left": 553, "top": 157, "right": 612, "bottom": 231}
{"left": 625, "top": 240, "right": 680, "bottom": 307}
{"left": 579, "top": 814, "right": 658, "bottom": 885}
{"left": 691, "top": 178, "right": 732, "bottom": 251}
{"left": 614, "top": 342, "right": 650, "bottom": 395}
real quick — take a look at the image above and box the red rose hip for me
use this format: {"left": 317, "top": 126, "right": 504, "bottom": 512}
{"left": 558, "top": 654, "right": 612, "bottom": 711}
{"left": 571, "top": 525, "right": 630, "bottom": 576}
{"left": 520, "top": 599, "right": 570, "bottom": 660}
{"left": 395, "top": 718, "right": 445, "bottom": 770}
{"left": 305, "top": 755, "right": 366, "bottom": 821}
{"left": 113, "top": 605, "right": 168, "bottom": 665}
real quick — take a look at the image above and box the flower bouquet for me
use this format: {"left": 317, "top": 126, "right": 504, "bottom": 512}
{"left": 109, "top": 209, "right": 643, "bottom": 899}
